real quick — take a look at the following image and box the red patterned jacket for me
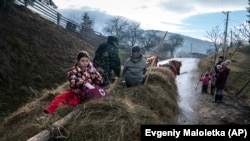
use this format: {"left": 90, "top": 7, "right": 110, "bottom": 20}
{"left": 67, "top": 62, "right": 103, "bottom": 94}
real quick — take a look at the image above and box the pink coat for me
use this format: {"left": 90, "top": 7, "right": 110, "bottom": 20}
{"left": 44, "top": 63, "right": 104, "bottom": 114}
{"left": 200, "top": 76, "right": 211, "bottom": 85}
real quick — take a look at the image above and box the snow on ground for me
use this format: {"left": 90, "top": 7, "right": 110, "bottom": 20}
{"left": 159, "top": 58, "right": 201, "bottom": 124}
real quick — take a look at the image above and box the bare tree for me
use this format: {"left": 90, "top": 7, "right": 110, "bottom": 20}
{"left": 237, "top": 23, "right": 250, "bottom": 44}
{"left": 225, "top": 27, "right": 244, "bottom": 59}
{"left": 138, "top": 30, "right": 160, "bottom": 50}
{"left": 125, "top": 21, "right": 141, "bottom": 46}
{"left": 103, "top": 16, "right": 129, "bottom": 41}
{"left": 246, "top": 0, "right": 250, "bottom": 43}
{"left": 206, "top": 26, "right": 224, "bottom": 64}
{"left": 168, "top": 34, "right": 184, "bottom": 58}
{"left": 159, "top": 42, "right": 171, "bottom": 57}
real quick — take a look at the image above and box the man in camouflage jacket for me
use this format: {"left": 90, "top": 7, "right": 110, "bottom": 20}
{"left": 93, "top": 36, "right": 121, "bottom": 86}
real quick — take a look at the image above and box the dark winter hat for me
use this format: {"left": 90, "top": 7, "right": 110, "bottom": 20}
{"left": 107, "top": 36, "right": 118, "bottom": 44}
{"left": 219, "top": 56, "right": 224, "bottom": 59}
{"left": 132, "top": 46, "right": 141, "bottom": 53}
{"left": 77, "top": 51, "right": 90, "bottom": 61}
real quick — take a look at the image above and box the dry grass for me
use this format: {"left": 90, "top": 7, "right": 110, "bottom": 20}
{"left": 0, "top": 4, "right": 106, "bottom": 123}
{"left": 0, "top": 67, "right": 179, "bottom": 141}
{"left": 198, "top": 46, "right": 250, "bottom": 106}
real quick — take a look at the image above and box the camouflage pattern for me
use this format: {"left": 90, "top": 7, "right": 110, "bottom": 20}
{"left": 93, "top": 42, "right": 121, "bottom": 86}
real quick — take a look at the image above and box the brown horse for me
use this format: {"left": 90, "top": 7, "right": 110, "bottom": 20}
{"left": 159, "top": 60, "right": 182, "bottom": 76}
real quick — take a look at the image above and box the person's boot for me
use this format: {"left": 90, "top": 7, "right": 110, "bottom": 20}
{"left": 213, "top": 94, "right": 219, "bottom": 103}
{"left": 218, "top": 95, "right": 223, "bottom": 103}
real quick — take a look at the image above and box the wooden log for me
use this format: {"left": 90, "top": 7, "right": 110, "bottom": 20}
{"left": 27, "top": 108, "right": 81, "bottom": 141}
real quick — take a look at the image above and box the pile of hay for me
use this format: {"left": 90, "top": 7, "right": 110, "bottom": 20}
{"left": 0, "top": 67, "right": 179, "bottom": 141}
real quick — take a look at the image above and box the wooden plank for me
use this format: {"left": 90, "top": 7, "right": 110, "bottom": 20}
{"left": 144, "top": 30, "right": 168, "bottom": 85}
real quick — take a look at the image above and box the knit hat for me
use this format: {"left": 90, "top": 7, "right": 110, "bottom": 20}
{"left": 217, "top": 65, "right": 222, "bottom": 70}
{"left": 221, "top": 60, "right": 231, "bottom": 68}
{"left": 132, "top": 46, "right": 141, "bottom": 53}
{"left": 77, "top": 51, "right": 90, "bottom": 61}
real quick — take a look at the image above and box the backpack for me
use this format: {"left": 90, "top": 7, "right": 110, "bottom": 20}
{"left": 80, "top": 85, "right": 109, "bottom": 102}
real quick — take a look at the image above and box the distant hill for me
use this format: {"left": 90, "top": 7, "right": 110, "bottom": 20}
{"left": 177, "top": 34, "right": 212, "bottom": 54}
{"left": 156, "top": 31, "right": 212, "bottom": 55}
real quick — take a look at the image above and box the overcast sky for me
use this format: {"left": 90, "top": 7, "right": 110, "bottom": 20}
{"left": 53, "top": 0, "right": 248, "bottom": 41}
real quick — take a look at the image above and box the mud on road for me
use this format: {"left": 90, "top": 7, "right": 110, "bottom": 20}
{"left": 196, "top": 92, "right": 250, "bottom": 125}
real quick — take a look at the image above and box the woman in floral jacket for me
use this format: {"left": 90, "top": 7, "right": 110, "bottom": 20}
{"left": 44, "top": 51, "right": 103, "bottom": 114}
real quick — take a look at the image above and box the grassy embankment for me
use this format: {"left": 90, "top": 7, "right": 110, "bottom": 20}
{"left": 198, "top": 46, "right": 250, "bottom": 105}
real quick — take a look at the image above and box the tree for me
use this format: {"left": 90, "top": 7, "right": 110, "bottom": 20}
{"left": 225, "top": 27, "right": 244, "bottom": 59}
{"left": 138, "top": 30, "right": 161, "bottom": 50}
{"left": 234, "top": 0, "right": 250, "bottom": 44}
{"left": 206, "top": 26, "right": 224, "bottom": 64}
{"left": 103, "top": 16, "right": 129, "bottom": 41}
{"left": 125, "top": 21, "right": 141, "bottom": 46}
{"left": 159, "top": 42, "right": 171, "bottom": 57}
{"left": 168, "top": 34, "right": 184, "bottom": 58}
{"left": 247, "top": 0, "right": 250, "bottom": 43}
{"left": 80, "top": 12, "right": 94, "bottom": 33}
{"left": 234, "top": 23, "right": 250, "bottom": 44}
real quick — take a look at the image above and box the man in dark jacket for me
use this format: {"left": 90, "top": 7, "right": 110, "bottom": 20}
{"left": 93, "top": 36, "right": 121, "bottom": 86}
{"left": 123, "top": 46, "right": 147, "bottom": 87}
{"left": 214, "top": 60, "right": 231, "bottom": 103}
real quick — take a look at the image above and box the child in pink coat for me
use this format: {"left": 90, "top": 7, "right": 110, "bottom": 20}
{"left": 200, "top": 73, "right": 211, "bottom": 94}
{"left": 44, "top": 51, "right": 104, "bottom": 114}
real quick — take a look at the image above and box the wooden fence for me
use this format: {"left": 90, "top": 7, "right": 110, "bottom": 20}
{"left": 14, "top": 0, "right": 103, "bottom": 38}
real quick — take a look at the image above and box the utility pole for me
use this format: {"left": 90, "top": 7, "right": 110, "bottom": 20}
{"left": 222, "top": 11, "right": 230, "bottom": 59}
{"left": 225, "top": 29, "right": 233, "bottom": 59}
{"left": 230, "top": 29, "right": 233, "bottom": 48}
{"left": 247, "top": 0, "right": 250, "bottom": 43}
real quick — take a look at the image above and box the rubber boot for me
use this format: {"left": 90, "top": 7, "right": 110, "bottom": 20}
{"left": 214, "top": 94, "right": 219, "bottom": 103}
{"left": 218, "top": 95, "right": 223, "bottom": 103}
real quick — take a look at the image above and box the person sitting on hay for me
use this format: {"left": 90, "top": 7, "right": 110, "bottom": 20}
{"left": 123, "top": 46, "right": 147, "bottom": 87}
{"left": 37, "top": 51, "right": 108, "bottom": 121}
